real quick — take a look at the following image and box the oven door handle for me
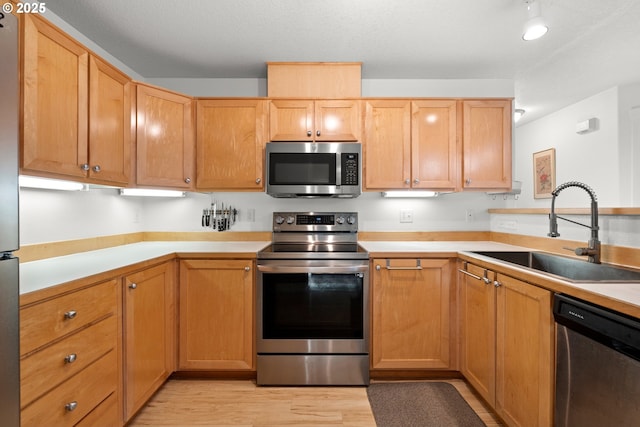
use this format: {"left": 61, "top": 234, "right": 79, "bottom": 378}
{"left": 257, "top": 264, "right": 368, "bottom": 274}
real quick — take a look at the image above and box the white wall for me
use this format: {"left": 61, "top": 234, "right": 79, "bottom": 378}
{"left": 491, "top": 83, "right": 640, "bottom": 248}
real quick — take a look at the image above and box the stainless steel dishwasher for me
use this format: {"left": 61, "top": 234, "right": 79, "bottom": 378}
{"left": 554, "top": 293, "right": 640, "bottom": 427}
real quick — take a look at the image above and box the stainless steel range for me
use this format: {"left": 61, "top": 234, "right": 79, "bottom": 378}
{"left": 256, "top": 212, "right": 369, "bottom": 385}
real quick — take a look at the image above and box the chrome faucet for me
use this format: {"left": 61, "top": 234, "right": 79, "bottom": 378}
{"left": 548, "top": 181, "right": 601, "bottom": 263}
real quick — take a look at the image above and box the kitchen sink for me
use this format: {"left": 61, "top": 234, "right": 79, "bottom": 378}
{"left": 471, "top": 251, "right": 640, "bottom": 282}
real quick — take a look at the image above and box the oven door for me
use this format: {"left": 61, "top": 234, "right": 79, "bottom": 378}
{"left": 256, "top": 259, "right": 369, "bottom": 354}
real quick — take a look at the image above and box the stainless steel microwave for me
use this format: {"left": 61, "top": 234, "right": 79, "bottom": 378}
{"left": 265, "top": 142, "right": 361, "bottom": 198}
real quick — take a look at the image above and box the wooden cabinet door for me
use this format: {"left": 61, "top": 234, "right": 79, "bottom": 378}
{"left": 495, "top": 273, "right": 554, "bottom": 427}
{"left": 462, "top": 99, "right": 512, "bottom": 189}
{"left": 371, "top": 258, "right": 455, "bottom": 370}
{"left": 123, "top": 261, "right": 176, "bottom": 421}
{"left": 315, "top": 100, "right": 360, "bottom": 141}
{"left": 21, "top": 14, "right": 89, "bottom": 179}
{"left": 270, "top": 99, "right": 360, "bottom": 141}
{"left": 269, "top": 99, "right": 314, "bottom": 141}
{"left": 196, "top": 99, "right": 268, "bottom": 190}
{"left": 411, "top": 100, "right": 458, "bottom": 190}
{"left": 88, "top": 56, "right": 132, "bottom": 185}
{"left": 363, "top": 100, "right": 411, "bottom": 190}
{"left": 179, "top": 259, "right": 254, "bottom": 370}
{"left": 459, "top": 262, "right": 497, "bottom": 406}
{"left": 136, "top": 84, "right": 194, "bottom": 189}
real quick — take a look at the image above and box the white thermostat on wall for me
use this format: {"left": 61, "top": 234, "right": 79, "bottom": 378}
{"left": 576, "top": 117, "right": 598, "bottom": 134}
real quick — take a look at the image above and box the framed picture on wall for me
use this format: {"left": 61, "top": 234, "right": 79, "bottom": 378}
{"left": 533, "top": 148, "right": 556, "bottom": 198}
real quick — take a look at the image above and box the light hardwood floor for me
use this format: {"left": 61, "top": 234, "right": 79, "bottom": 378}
{"left": 128, "top": 379, "right": 503, "bottom": 426}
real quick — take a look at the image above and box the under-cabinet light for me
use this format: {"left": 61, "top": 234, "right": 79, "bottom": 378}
{"left": 119, "top": 188, "right": 186, "bottom": 198}
{"left": 19, "top": 176, "right": 86, "bottom": 191}
{"left": 381, "top": 191, "right": 439, "bottom": 198}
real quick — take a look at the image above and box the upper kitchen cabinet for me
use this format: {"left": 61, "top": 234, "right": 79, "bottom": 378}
{"left": 267, "top": 62, "right": 361, "bottom": 98}
{"left": 88, "top": 56, "right": 132, "bottom": 185}
{"left": 196, "top": 99, "right": 268, "bottom": 191}
{"left": 461, "top": 99, "right": 512, "bottom": 190}
{"left": 135, "top": 83, "right": 195, "bottom": 190}
{"left": 363, "top": 99, "right": 457, "bottom": 190}
{"left": 21, "top": 14, "right": 132, "bottom": 185}
{"left": 269, "top": 99, "right": 361, "bottom": 142}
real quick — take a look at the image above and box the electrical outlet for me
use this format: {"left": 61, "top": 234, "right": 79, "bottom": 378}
{"left": 465, "top": 209, "right": 473, "bottom": 222}
{"left": 400, "top": 209, "right": 413, "bottom": 223}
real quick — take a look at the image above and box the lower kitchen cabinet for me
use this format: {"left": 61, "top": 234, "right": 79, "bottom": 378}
{"left": 459, "top": 261, "right": 554, "bottom": 427}
{"left": 123, "top": 261, "right": 176, "bottom": 422}
{"left": 178, "top": 259, "right": 255, "bottom": 370}
{"left": 19, "top": 278, "right": 121, "bottom": 427}
{"left": 371, "top": 257, "right": 457, "bottom": 370}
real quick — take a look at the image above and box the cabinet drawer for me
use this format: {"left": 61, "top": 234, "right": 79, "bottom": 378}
{"left": 21, "top": 315, "right": 117, "bottom": 407}
{"left": 21, "top": 349, "right": 117, "bottom": 427}
{"left": 75, "top": 392, "right": 119, "bottom": 427}
{"left": 21, "top": 279, "right": 118, "bottom": 355}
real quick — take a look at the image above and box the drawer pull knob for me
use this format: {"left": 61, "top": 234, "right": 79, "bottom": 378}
{"left": 64, "top": 310, "right": 77, "bottom": 320}
{"left": 65, "top": 401, "right": 78, "bottom": 412}
{"left": 129, "top": 283, "right": 137, "bottom": 289}
{"left": 244, "top": 266, "right": 250, "bottom": 272}
{"left": 64, "top": 353, "right": 77, "bottom": 364}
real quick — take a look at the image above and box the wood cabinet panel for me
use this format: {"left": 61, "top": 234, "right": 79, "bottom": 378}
{"left": 459, "top": 262, "right": 496, "bottom": 405}
{"left": 363, "top": 100, "right": 411, "bottom": 189}
{"left": 270, "top": 99, "right": 360, "bottom": 141}
{"left": 371, "top": 258, "right": 456, "bottom": 370}
{"left": 88, "top": 55, "right": 132, "bottom": 185}
{"left": 495, "top": 273, "right": 554, "bottom": 427}
{"left": 363, "top": 99, "right": 457, "bottom": 190}
{"left": 136, "top": 84, "right": 194, "bottom": 189}
{"left": 20, "top": 315, "right": 116, "bottom": 408}
{"left": 411, "top": 100, "right": 458, "bottom": 189}
{"left": 179, "top": 259, "right": 254, "bottom": 370}
{"left": 21, "top": 349, "right": 117, "bottom": 427}
{"left": 74, "top": 392, "right": 119, "bottom": 427}
{"left": 124, "top": 261, "right": 176, "bottom": 421}
{"left": 20, "top": 279, "right": 117, "bottom": 356}
{"left": 462, "top": 99, "right": 512, "bottom": 189}
{"left": 21, "top": 14, "right": 89, "bottom": 179}
{"left": 267, "top": 62, "right": 361, "bottom": 98}
{"left": 458, "top": 261, "right": 554, "bottom": 426}
{"left": 196, "top": 99, "right": 268, "bottom": 190}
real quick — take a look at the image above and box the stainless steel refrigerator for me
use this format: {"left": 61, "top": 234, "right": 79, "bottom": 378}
{"left": 0, "top": 9, "right": 21, "bottom": 427}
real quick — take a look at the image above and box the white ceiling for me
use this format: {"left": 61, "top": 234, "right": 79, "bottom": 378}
{"left": 45, "top": 0, "right": 640, "bottom": 125}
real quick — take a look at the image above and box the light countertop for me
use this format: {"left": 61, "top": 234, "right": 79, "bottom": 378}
{"left": 19, "top": 240, "right": 640, "bottom": 315}
{"left": 19, "top": 241, "right": 270, "bottom": 295}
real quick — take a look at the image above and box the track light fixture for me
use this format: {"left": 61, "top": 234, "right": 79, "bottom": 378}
{"left": 522, "top": 0, "right": 548, "bottom": 41}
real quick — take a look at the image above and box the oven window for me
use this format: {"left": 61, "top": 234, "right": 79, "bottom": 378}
{"left": 269, "top": 153, "right": 336, "bottom": 185}
{"left": 262, "top": 273, "right": 363, "bottom": 339}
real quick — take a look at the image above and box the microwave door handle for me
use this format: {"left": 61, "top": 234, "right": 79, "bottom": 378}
{"left": 336, "top": 152, "right": 342, "bottom": 186}
{"left": 257, "top": 265, "right": 368, "bottom": 274}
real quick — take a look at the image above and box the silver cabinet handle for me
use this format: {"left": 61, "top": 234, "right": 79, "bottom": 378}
{"left": 129, "top": 283, "right": 137, "bottom": 289}
{"left": 494, "top": 280, "right": 502, "bottom": 288}
{"left": 92, "top": 165, "right": 101, "bottom": 173}
{"left": 380, "top": 259, "right": 422, "bottom": 270}
{"left": 307, "top": 130, "right": 312, "bottom": 137}
{"left": 255, "top": 178, "right": 261, "bottom": 184}
{"left": 465, "top": 178, "right": 471, "bottom": 185}
{"left": 64, "top": 310, "right": 77, "bottom": 320}
{"left": 413, "top": 178, "right": 419, "bottom": 185}
{"left": 64, "top": 353, "right": 77, "bottom": 364}
{"left": 244, "top": 266, "right": 250, "bottom": 272}
{"left": 65, "top": 401, "right": 78, "bottom": 412}
{"left": 316, "top": 130, "right": 321, "bottom": 137}
{"left": 404, "top": 179, "right": 410, "bottom": 185}
{"left": 80, "top": 163, "right": 90, "bottom": 171}
{"left": 185, "top": 177, "right": 191, "bottom": 184}
{"left": 375, "top": 264, "right": 381, "bottom": 271}
{"left": 458, "top": 268, "right": 482, "bottom": 280}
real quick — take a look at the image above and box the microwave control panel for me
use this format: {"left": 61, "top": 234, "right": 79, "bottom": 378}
{"left": 341, "top": 153, "right": 359, "bottom": 185}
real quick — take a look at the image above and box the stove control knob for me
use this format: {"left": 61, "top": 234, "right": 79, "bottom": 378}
{"left": 286, "top": 215, "right": 295, "bottom": 224}
{"left": 347, "top": 216, "right": 356, "bottom": 224}
{"left": 275, "top": 216, "right": 285, "bottom": 225}
{"left": 336, "top": 216, "right": 345, "bottom": 225}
